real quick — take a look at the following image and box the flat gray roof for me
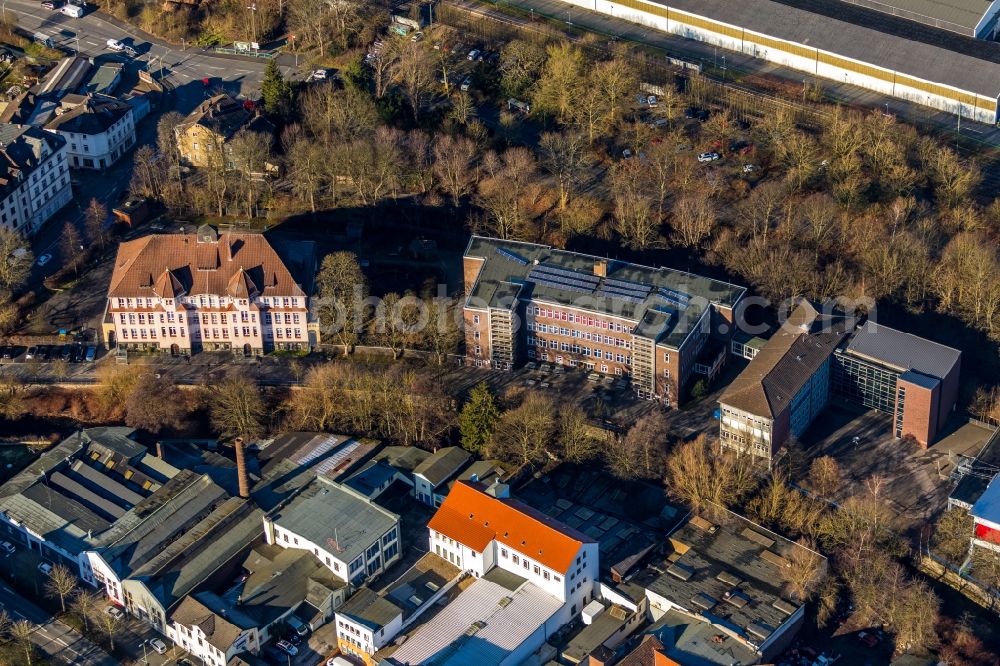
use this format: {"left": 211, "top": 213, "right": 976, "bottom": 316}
{"left": 466, "top": 237, "right": 744, "bottom": 349}
{"left": 388, "top": 575, "right": 562, "bottom": 666}
{"left": 843, "top": 321, "right": 960, "bottom": 379}
{"left": 830, "top": 0, "right": 994, "bottom": 34}
{"left": 269, "top": 477, "right": 398, "bottom": 565}
{"left": 337, "top": 587, "right": 402, "bottom": 630}
{"left": 634, "top": 510, "right": 822, "bottom": 652}
{"left": 654, "top": 0, "right": 1000, "bottom": 98}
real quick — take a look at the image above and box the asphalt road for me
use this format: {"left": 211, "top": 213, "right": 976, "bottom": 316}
{"left": 4, "top": 0, "right": 300, "bottom": 110}
{"left": 0, "top": 580, "right": 116, "bottom": 665}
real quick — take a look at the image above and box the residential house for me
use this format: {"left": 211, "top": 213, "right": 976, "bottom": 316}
{"left": 0, "top": 122, "right": 71, "bottom": 236}
{"left": 462, "top": 236, "right": 745, "bottom": 404}
{"left": 427, "top": 480, "right": 599, "bottom": 622}
{"left": 412, "top": 447, "right": 471, "bottom": 506}
{"left": 168, "top": 593, "right": 259, "bottom": 666}
{"left": 263, "top": 476, "right": 401, "bottom": 586}
{"left": 174, "top": 94, "right": 274, "bottom": 169}
{"left": 44, "top": 93, "right": 136, "bottom": 169}
{"left": 103, "top": 224, "right": 319, "bottom": 354}
{"left": 335, "top": 552, "right": 461, "bottom": 665}
{"left": 334, "top": 587, "right": 403, "bottom": 666}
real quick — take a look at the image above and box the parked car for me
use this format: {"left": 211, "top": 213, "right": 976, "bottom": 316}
{"left": 684, "top": 106, "right": 709, "bottom": 120}
{"left": 276, "top": 640, "right": 298, "bottom": 656}
{"left": 148, "top": 638, "right": 167, "bottom": 654}
{"left": 0, "top": 541, "right": 14, "bottom": 554}
{"left": 60, "top": 344, "right": 72, "bottom": 362}
{"left": 104, "top": 606, "right": 125, "bottom": 620}
{"left": 460, "top": 76, "right": 472, "bottom": 92}
{"left": 106, "top": 38, "right": 125, "bottom": 52}
{"left": 41, "top": 0, "right": 59, "bottom": 8}
{"left": 646, "top": 94, "right": 658, "bottom": 107}
{"left": 0, "top": 347, "right": 12, "bottom": 360}
{"left": 467, "top": 48, "right": 481, "bottom": 61}
{"left": 36, "top": 253, "right": 51, "bottom": 266}
{"left": 310, "top": 69, "right": 327, "bottom": 81}
{"left": 85, "top": 345, "right": 96, "bottom": 362}
{"left": 622, "top": 149, "right": 633, "bottom": 159}
{"left": 38, "top": 562, "right": 53, "bottom": 576}
{"left": 71, "top": 344, "right": 83, "bottom": 362}
{"left": 410, "top": 31, "right": 424, "bottom": 42}
{"left": 25, "top": 346, "right": 37, "bottom": 360}
{"left": 697, "top": 152, "right": 720, "bottom": 163}
{"left": 38, "top": 345, "right": 51, "bottom": 360}
{"left": 742, "top": 164, "right": 758, "bottom": 173}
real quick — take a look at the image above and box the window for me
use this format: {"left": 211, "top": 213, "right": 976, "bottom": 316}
{"left": 512, "top": 555, "right": 520, "bottom": 565}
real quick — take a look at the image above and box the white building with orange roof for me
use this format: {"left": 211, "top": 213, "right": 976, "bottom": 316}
{"left": 427, "top": 480, "right": 599, "bottom": 617}
{"left": 102, "top": 224, "right": 319, "bottom": 355}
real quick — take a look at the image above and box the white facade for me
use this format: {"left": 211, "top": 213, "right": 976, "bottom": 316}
{"left": 0, "top": 511, "right": 94, "bottom": 583}
{"left": 335, "top": 611, "right": 402, "bottom": 661}
{"left": 47, "top": 107, "right": 136, "bottom": 170}
{"left": 166, "top": 616, "right": 258, "bottom": 666}
{"left": 0, "top": 131, "right": 71, "bottom": 237}
{"left": 266, "top": 521, "right": 400, "bottom": 586}
{"left": 427, "top": 528, "right": 599, "bottom": 616}
{"left": 554, "top": 0, "right": 999, "bottom": 124}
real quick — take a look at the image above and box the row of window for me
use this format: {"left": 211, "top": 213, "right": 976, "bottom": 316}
{"left": 528, "top": 337, "right": 629, "bottom": 363}
{"left": 529, "top": 322, "right": 632, "bottom": 348}
{"left": 114, "top": 296, "right": 303, "bottom": 309}
{"left": 531, "top": 306, "right": 633, "bottom": 332}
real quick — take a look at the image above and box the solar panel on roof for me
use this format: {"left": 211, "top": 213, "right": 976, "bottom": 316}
{"left": 593, "top": 289, "right": 645, "bottom": 304}
{"left": 604, "top": 277, "right": 651, "bottom": 292}
{"left": 658, "top": 287, "right": 690, "bottom": 306}
{"left": 534, "top": 263, "right": 601, "bottom": 285}
{"left": 529, "top": 272, "right": 593, "bottom": 294}
{"left": 496, "top": 247, "right": 529, "bottom": 265}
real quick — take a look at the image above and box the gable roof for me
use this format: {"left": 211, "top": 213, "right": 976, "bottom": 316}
{"left": 719, "top": 303, "right": 849, "bottom": 418}
{"left": 176, "top": 94, "right": 274, "bottom": 142}
{"left": 44, "top": 93, "right": 131, "bottom": 135}
{"left": 170, "top": 593, "right": 253, "bottom": 652}
{"left": 427, "top": 481, "right": 593, "bottom": 574}
{"left": 107, "top": 231, "right": 314, "bottom": 300}
{"left": 413, "top": 447, "right": 471, "bottom": 487}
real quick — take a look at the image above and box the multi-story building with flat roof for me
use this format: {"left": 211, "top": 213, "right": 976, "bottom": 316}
{"left": 103, "top": 224, "right": 318, "bottom": 355}
{"left": 832, "top": 321, "right": 961, "bottom": 445}
{"left": 462, "top": 237, "right": 745, "bottom": 405}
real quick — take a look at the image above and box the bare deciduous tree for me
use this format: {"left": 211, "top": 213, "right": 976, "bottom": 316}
{"left": 44, "top": 563, "right": 78, "bottom": 613}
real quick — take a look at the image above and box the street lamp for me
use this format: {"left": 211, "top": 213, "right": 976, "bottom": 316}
{"left": 247, "top": 3, "right": 257, "bottom": 44}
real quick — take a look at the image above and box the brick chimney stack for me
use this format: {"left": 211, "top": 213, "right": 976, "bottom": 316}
{"left": 234, "top": 437, "right": 250, "bottom": 499}
{"left": 155, "top": 441, "right": 164, "bottom": 459}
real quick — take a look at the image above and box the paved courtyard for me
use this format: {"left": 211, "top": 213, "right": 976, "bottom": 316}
{"left": 799, "top": 405, "right": 994, "bottom": 537}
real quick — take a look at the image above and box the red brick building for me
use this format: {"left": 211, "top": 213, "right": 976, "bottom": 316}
{"left": 462, "top": 237, "right": 745, "bottom": 405}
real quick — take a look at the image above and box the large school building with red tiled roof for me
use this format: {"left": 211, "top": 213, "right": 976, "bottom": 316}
{"left": 102, "top": 224, "right": 319, "bottom": 356}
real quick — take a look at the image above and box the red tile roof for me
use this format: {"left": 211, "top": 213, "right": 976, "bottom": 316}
{"left": 108, "top": 231, "right": 306, "bottom": 300}
{"left": 427, "top": 481, "right": 594, "bottom": 574}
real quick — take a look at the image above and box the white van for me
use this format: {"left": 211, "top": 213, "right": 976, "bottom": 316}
{"left": 286, "top": 615, "right": 309, "bottom": 637}
{"left": 60, "top": 4, "right": 83, "bottom": 16}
